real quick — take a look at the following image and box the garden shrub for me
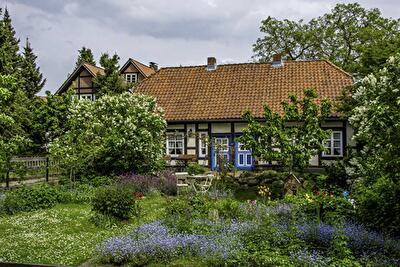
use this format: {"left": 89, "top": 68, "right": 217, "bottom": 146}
{"left": 354, "top": 176, "right": 400, "bottom": 236}
{"left": 186, "top": 162, "right": 208, "bottom": 175}
{"left": 92, "top": 186, "right": 139, "bottom": 220}
{"left": 322, "top": 159, "right": 352, "bottom": 191}
{"left": 213, "top": 198, "right": 243, "bottom": 220}
{"left": 2, "top": 184, "right": 61, "bottom": 214}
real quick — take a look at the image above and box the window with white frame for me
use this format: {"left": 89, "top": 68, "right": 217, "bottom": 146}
{"left": 79, "top": 94, "right": 95, "bottom": 101}
{"left": 125, "top": 73, "right": 138, "bottom": 83}
{"left": 322, "top": 131, "right": 343, "bottom": 157}
{"left": 166, "top": 133, "right": 184, "bottom": 156}
{"left": 213, "top": 137, "right": 229, "bottom": 152}
{"left": 198, "top": 132, "right": 208, "bottom": 157}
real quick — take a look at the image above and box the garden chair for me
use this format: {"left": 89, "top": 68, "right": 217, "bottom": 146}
{"left": 192, "top": 174, "right": 214, "bottom": 194}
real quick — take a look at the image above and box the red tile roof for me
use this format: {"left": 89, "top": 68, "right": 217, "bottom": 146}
{"left": 135, "top": 60, "right": 353, "bottom": 122}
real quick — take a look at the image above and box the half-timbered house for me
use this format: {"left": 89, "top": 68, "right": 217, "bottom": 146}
{"left": 135, "top": 56, "right": 354, "bottom": 170}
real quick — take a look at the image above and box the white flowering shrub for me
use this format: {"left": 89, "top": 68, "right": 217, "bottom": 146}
{"left": 50, "top": 92, "right": 166, "bottom": 176}
{"left": 348, "top": 53, "right": 400, "bottom": 235}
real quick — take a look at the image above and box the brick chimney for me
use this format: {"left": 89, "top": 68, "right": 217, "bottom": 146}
{"left": 149, "top": 62, "right": 158, "bottom": 71}
{"left": 272, "top": 53, "right": 283, "bottom": 67}
{"left": 206, "top": 57, "right": 217, "bottom": 71}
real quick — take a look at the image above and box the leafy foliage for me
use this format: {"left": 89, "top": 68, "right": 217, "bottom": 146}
{"left": 75, "top": 46, "right": 96, "bottom": 67}
{"left": 29, "top": 90, "right": 74, "bottom": 153}
{"left": 0, "top": 74, "right": 31, "bottom": 174}
{"left": 50, "top": 93, "right": 166, "bottom": 176}
{"left": 2, "top": 184, "right": 60, "bottom": 214}
{"left": 92, "top": 186, "right": 139, "bottom": 220}
{"left": 186, "top": 162, "right": 208, "bottom": 175}
{"left": 20, "top": 39, "right": 46, "bottom": 98}
{"left": 253, "top": 3, "right": 400, "bottom": 76}
{"left": 93, "top": 53, "right": 130, "bottom": 97}
{"left": 0, "top": 8, "right": 21, "bottom": 76}
{"left": 239, "top": 89, "right": 331, "bottom": 173}
{"left": 347, "top": 53, "right": 400, "bottom": 235}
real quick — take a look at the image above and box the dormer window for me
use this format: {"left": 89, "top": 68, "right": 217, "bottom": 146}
{"left": 125, "top": 73, "right": 138, "bottom": 83}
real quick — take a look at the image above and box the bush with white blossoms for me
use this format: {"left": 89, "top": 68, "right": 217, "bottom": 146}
{"left": 348, "top": 53, "right": 400, "bottom": 236}
{"left": 50, "top": 92, "right": 166, "bottom": 176}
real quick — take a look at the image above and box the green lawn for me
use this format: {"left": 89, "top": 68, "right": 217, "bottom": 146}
{"left": 0, "top": 195, "right": 167, "bottom": 266}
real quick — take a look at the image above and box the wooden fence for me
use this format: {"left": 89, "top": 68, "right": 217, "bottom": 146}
{"left": 1, "top": 157, "right": 61, "bottom": 188}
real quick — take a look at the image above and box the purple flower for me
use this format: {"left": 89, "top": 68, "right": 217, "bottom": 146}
{"left": 118, "top": 171, "right": 177, "bottom": 195}
{"left": 96, "top": 220, "right": 246, "bottom": 264}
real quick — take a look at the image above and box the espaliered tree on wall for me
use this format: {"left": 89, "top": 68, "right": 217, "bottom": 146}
{"left": 238, "top": 89, "right": 331, "bottom": 175}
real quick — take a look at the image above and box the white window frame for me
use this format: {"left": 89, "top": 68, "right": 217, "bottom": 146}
{"left": 322, "top": 130, "right": 343, "bottom": 157}
{"left": 125, "top": 73, "right": 138, "bottom": 83}
{"left": 198, "top": 132, "right": 208, "bottom": 158}
{"left": 213, "top": 137, "right": 229, "bottom": 152}
{"left": 78, "top": 94, "right": 95, "bottom": 101}
{"left": 166, "top": 133, "right": 185, "bottom": 157}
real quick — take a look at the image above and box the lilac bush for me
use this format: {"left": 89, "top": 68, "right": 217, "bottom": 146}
{"left": 96, "top": 220, "right": 249, "bottom": 265}
{"left": 118, "top": 171, "right": 177, "bottom": 195}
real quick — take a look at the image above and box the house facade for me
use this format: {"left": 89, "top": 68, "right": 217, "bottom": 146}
{"left": 56, "top": 58, "right": 157, "bottom": 98}
{"left": 135, "top": 57, "right": 354, "bottom": 170}
{"left": 57, "top": 56, "right": 354, "bottom": 170}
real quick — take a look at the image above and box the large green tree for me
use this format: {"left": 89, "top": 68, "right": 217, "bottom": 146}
{"left": 93, "top": 53, "right": 130, "bottom": 97}
{"left": 20, "top": 38, "right": 46, "bottom": 98}
{"left": 346, "top": 53, "right": 400, "bottom": 235}
{"left": 50, "top": 93, "right": 166, "bottom": 176}
{"left": 0, "top": 8, "right": 21, "bottom": 76}
{"left": 0, "top": 75, "right": 31, "bottom": 174}
{"left": 238, "top": 89, "right": 331, "bottom": 174}
{"left": 30, "top": 90, "right": 74, "bottom": 154}
{"left": 75, "top": 46, "right": 96, "bottom": 67}
{"left": 253, "top": 3, "right": 400, "bottom": 76}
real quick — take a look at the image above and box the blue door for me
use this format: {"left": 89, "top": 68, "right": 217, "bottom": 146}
{"left": 211, "top": 137, "right": 230, "bottom": 170}
{"left": 235, "top": 141, "right": 254, "bottom": 170}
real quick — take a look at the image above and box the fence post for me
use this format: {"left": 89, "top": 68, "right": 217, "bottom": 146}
{"left": 6, "top": 171, "right": 9, "bottom": 188}
{"left": 45, "top": 157, "right": 49, "bottom": 182}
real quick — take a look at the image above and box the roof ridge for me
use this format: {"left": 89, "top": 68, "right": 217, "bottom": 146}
{"left": 158, "top": 59, "right": 328, "bottom": 70}
{"left": 82, "top": 62, "right": 104, "bottom": 70}
{"left": 322, "top": 59, "right": 353, "bottom": 79}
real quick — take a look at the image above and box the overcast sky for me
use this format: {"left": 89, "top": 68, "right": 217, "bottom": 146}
{"left": 4, "top": 0, "right": 400, "bottom": 94}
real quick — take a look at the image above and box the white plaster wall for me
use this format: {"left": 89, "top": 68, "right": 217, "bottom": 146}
{"left": 167, "top": 124, "right": 184, "bottom": 130}
{"left": 198, "top": 159, "right": 209, "bottom": 166}
{"left": 322, "top": 121, "right": 344, "bottom": 128}
{"left": 211, "top": 123, "right": 231, "bottom": 133}
{"left": 346, "top": 124, "right": 356, "bottom": 147}
{"left": 234, "top": 123, "right": 248, "bottom": 133}
{"left": 198, "top": 123, "right": 209, "bottom": 130}
{"left": 309, "top": 155, "right": 319, "bottom": 166}
{"left": 187, "top": 149, "right": 196, "bottom": 155}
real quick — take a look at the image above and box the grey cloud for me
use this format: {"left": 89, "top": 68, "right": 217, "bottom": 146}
{"left": 4, "top": 0, "right": 400, "bottom": 94}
